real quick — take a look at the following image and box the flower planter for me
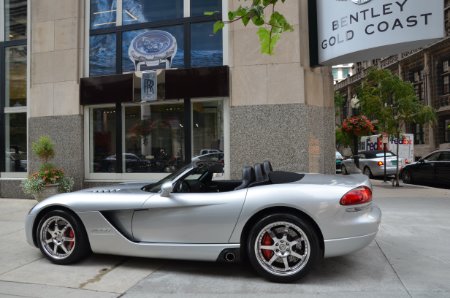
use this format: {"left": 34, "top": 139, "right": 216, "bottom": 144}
{"left": 34, "top": 184, "right": 59, "bottom": 202}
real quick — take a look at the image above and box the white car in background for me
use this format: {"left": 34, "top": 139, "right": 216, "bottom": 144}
{"left": 342, "top": 150, "right": 405, "bottom": 178}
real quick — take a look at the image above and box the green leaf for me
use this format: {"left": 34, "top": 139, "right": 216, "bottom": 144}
{"left": 257, "top": 27, "right": 280, "bottom": 55}
{"left": 204, "top": 11, "right": 216, "bottom": 16}
{"left": 213, "top": 21, "right": 225, "bottom": 33}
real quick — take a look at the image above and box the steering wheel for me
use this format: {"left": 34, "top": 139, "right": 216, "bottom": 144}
{"left": 177, "top": 181, "right": 191, "bottom": 193}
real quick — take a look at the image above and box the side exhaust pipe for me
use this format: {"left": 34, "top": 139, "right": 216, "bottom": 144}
{"left": 224, "top": 252, "right": 235, "bottom": 262}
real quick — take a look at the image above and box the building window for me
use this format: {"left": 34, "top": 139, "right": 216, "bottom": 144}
{"left": 1, "top": 1, "right": 28, "bottom": 174}
{"left": 5, "top": 0, "right": 27, "bottom": 40}
{"left": 413, "top": 124, "right": 424, "bottom": 145}
{"left": 87, "top": 100, "right": 224, "bottom": 175}
{"left": 122, "top": 0, "right": 183, "bottom": 24}
{"left": 89, "top": 0, "right": 223, "bottom": 76}
{"left": 89, "top": 34, "right": 117, "bottom": 77}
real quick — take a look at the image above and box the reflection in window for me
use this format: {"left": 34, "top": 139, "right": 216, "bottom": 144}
{"left": 5, "top": 0, "right": 27, "bottom": 40}
{"left": 191, "top": 22, "right": 223, "bottom": 67}
{"left": 125, "top": 104, "right": 185, "bottom": 173}
{"left": 90, "top": 34, "right": 117, "bottom": 76}
{"left": 123, "top": 0, "right": 183, "bottom": 25}
{"left": 5, "top": 113, "right": 27, "bottom": 172}
{"left": 5, "top": 46, "right": 27, "bottom": 107}
{"left": 122, "top": 26, "right": 184, "bottom": 73}
{"left": 190, "top": 0, "right": 221, "bottom": 17}
{"left": 90, "top": 107, "right": 117, "bottom": 173}
{"left": 90, "top": 0, "right": 117, "bottom": 29}
{"left": 192, "top": 100, "right": 224, "bottom": 159}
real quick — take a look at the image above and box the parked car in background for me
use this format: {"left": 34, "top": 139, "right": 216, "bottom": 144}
{"left": 101, "top": 153, "right": 153, "bottom": 173}
{"left": 401, "top": 149, "right": 450, "bottom": 187}
{"left": 336, "top": 151, "right": 344, "bottom": 172}
{"left": 192, "top": 152, "right": 224, "bottom": 164}
{"left": 342, "top": 150, "right": 404, "bottom": 178}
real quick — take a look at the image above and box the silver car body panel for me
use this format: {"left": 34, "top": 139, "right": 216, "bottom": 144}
{"left": 25, "top": 169, "right": 381, "bottom": 262}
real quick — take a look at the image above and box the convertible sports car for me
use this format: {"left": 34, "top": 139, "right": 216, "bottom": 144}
{"left": 25, "top": 161, "right": 381, "bottom": 283}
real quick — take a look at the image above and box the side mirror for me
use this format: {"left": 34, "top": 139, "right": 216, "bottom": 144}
{"left": 161, "top": 182, "right": 173, "bottom": 197}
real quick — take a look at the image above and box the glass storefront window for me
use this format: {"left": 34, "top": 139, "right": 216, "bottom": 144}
{"left": 5, "top": 0, "right": 27, "bottom": 40}
{"left": 122, "top": 26, "right": 184, "bottom": 73}
{"left": 191, "top": 22, "right": 223, "bottom": 67}
{"left": 192, "top": 100, "right": 224, "bottom": 160}
{"left": 123, "top": 0, "right": 183, "bottom": 25}
{"left": 90, "top": 0, "right": 117, "bottom": 29}
{"left": 90, "top": 107, "right": 117, "bottom": 173}
{"left": 190, "top": 0, "right": 222, "bottom": 17}
{"left": 124, "top": 103, "right": 185, "bottom": 173}
{"left": 5, "top": 45, "right": 27, "bottom": 107}
{"left": 4, "top": 113, "right": 27, "bottom": 172}
{"left": 89, "top": 34, "right": 117, "bottom": 76}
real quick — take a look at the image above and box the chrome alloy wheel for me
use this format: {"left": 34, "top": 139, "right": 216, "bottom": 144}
{"left": 254, "top": 221, "right": 310, "bottom": 277}
{"left": 39, "top": 216, "right": 76, "bottom": 260}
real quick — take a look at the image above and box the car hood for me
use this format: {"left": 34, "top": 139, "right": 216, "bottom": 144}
{"left": 78, "top": 182, "right": 153, "bottom": 194}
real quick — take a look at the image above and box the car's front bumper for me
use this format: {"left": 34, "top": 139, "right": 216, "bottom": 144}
{"left": 323, "top": 204, "right": 381, "bottom": 258}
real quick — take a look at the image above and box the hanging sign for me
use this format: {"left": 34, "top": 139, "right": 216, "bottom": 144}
{"left": 316, "top": 0, "right": 445, "bottom": 65}
{"left": 141, "top": 71, "right": 157, "bottom": 102}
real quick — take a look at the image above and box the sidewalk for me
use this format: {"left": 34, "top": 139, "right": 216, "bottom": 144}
{"left": 1, "top": 182, "right": 449, "bottom": 297}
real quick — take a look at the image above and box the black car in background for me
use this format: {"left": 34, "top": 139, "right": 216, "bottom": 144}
{"left": 401, "top": 149, "right": 450, "bottom": 187}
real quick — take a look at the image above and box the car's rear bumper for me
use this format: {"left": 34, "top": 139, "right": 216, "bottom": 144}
{"left": 323, "top": 204, "right": 381, "bottom": 258}
{"left": 371, "top": 166, "right": 399, "bottom": 177}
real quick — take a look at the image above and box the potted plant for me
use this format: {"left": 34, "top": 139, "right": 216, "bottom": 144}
{"left": 21, "top": 136, "right": 74, "bottom": 201}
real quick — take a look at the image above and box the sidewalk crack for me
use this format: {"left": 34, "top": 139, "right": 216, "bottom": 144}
{"left": 375, "top": 239, "right": 412, "bottom": 298}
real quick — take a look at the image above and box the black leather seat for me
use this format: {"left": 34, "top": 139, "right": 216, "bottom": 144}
{"left": 234, "top": 166, "right": 255, "bottom": 190}
{"left": 263, "top": 160, "right": 273, "bottom": 175}
{"left": 248, "top": 162, "right": 271, "bottom": 187}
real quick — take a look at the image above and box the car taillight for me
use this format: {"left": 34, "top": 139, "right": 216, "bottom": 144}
{"left": 340, "top": 186, "right": 372, "bottom": 206}
{"left": 377, "top": 161, "right": 384, "bottom": 166}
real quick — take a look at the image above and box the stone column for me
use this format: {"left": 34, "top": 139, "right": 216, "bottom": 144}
{"left": 29, "top": 0, "right": 85, "bottom": 190}
{"left": 227, "top": 0, "right": 334, "bottom": 178}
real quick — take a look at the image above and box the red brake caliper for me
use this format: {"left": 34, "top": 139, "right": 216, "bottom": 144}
{"left": 67, "top": 228, "right": 75, "bottom": 250}
{"left": 261, "top": 232, "right": 274, "bottom": 260}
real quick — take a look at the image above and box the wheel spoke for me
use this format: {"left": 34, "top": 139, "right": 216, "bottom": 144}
{"left": 53, "top": 244, "right": 58, "bottom": 254}
{"left": 267, "top": 229, "right": 278, "bottom": 241}
{"left": 291, "top": 251, "right": 304, "bottom": 260}
{"left": 268, "top": 254, "right": 278, "bottom": 265}
{"left": 62, "top": 237, "right": 75, "bottom": 242}
{"left": 60, "top": 244, "right": 69, "bottom": 254}
{"left": 260, "top": 245, "right": 275, "bottom": 251}
{"left": 45, "top": 239, "right": 53, "bottom": 244}
{"left": 282, "top": 257, "right": 290, "bottom": 271}
{"left": 289, "top": 240, "right": 299, "bottom": 247}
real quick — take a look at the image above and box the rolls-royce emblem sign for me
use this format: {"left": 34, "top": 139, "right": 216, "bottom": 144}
{"left": 351, "top": 0, "right": 372, "bottom": 4}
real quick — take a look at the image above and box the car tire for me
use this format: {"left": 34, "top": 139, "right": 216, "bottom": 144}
{"left": 341, "top": 165, "right": 348, "bottom": 175}
{"left": 36, "top": 210, "right": 91, "bottom": 265}
{"left": 402, "top": 170, "right": 413, "bottom": 184}
{"left": 363, "top": 167, "right": 373, "bottom": 178}
{"left": 246, "top": 213, "right": 321, "bottom": 283}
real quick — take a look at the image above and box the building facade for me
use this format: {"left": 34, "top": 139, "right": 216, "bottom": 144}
{"left": 0, "top": 0, "right": 334, "bottom": 198}
{"left": 335, "top": 0, "right": 450, "bottom": 160}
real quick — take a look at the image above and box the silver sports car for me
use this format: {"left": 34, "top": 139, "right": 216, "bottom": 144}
{"left": 25, "top": 161, "right": 381, "bottom": 283}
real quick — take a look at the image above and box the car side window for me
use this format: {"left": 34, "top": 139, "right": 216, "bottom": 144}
{"left": 425, "top": 153, "right": 440, "bottom": 161}
{"left": 438, "top": 152, "right": 450, "bottom": 161}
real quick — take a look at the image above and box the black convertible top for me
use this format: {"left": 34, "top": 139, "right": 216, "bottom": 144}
{"left": 268, "top": 171, "right": 305, "bottom": 184}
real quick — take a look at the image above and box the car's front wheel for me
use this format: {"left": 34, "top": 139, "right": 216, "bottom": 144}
{"left": 247, "top": 214, "right": 321, "bottom": 283}
{"left": 363, "top": 167, "right": 373, "bottom": 178}
{"left": 36, "top": 210, "right": 90, "bottom": 265}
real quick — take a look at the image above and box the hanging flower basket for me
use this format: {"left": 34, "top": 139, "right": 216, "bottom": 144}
{"left": 342, "top": 115, "right": 375, "bottom": 137}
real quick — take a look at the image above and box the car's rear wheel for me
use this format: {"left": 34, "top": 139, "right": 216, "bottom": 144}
{"left": 363, "top": 167, "right": 373, "bottom": 178}
{"left": 247, "top": 214, "right": 320, "bottom": 283}
{"left": 36, "top": 210, "right": 90, "bottom": 265}
{"left": 402, "top": 170, "right": 413, "bottom": 184}
{"left": 341, "top": 165, "right": 348, "bottom": 175}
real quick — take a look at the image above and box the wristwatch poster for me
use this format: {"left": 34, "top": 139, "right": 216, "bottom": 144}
{"left": 128, "top": 30, "right": 178, "bottom": 71}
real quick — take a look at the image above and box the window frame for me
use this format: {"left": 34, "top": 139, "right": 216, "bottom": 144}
{"left": 1, "top": 40, "right": 28, "bottom": 177}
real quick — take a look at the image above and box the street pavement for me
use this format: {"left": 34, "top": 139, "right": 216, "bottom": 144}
{"left": 0, "top": 180, "right": 449, "bottom": 298}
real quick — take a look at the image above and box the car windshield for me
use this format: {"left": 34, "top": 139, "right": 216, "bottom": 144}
{"left": 143, "top": 163, "right": 192, "bottom": 193}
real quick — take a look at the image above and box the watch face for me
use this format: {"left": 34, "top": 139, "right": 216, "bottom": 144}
{"left": 130, "top": 30, "right": 177, "bottom": 59}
